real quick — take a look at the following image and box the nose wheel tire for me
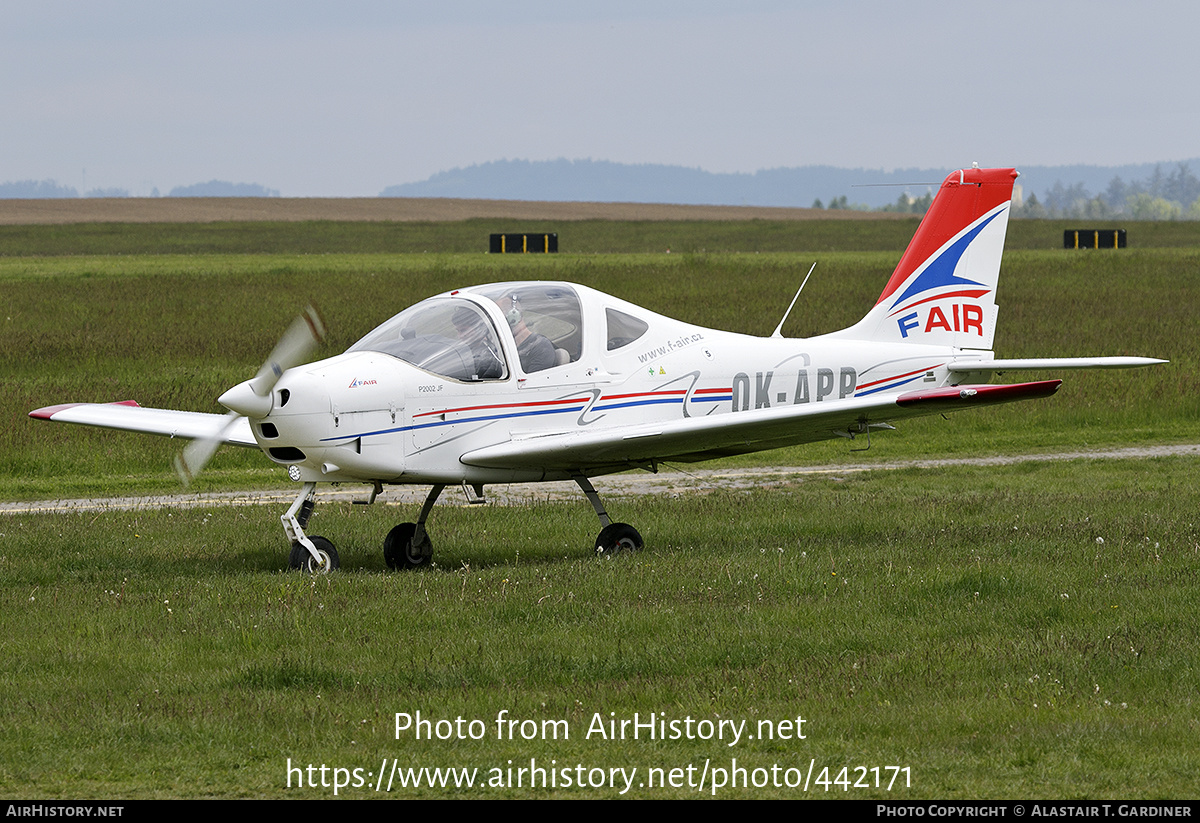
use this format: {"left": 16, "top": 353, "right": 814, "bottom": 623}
{"left": 384, "top": 523, "right": 433, "bottom": 570}
{"left": 289, "top": 536, "right": 339, "bottom": 573}
{"left": 594, "top": 523, "right": 643, "bottom": 555}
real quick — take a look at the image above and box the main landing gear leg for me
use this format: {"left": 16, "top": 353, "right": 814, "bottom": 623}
{"left": 283, "top": 481, "right": 339, "bottom": 573}
{"left": 384, "top": 483, "right": 445, "bottom": 570}
{"left": 573, "top": 475, "right": 643, "bottom": 555}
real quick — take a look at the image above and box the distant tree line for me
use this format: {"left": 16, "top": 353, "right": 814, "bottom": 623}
{"left": 0, "top": 179, "right": 80, "bottom": 198}
{"left": 808, "top": 164, "right": 1200, "bottom": 220}
{"left": 875, "top": 190, "right": 934, "bottom": 214}
{"left": 811, "top": 189, "right": 933, "bottom": 215}
{"left": 0, "top": 179, "right": 278, "bottom": 198}
{"left": 166, "top": 180, "right": 280, "bottom": 197}
{"left": 1012, "top": 163, "right": 1200, "bottom": 220}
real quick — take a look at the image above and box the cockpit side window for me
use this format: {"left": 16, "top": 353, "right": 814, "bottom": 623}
{"left": 470, "top": 284, "right": 582, "bottom": 373}
{"left": 347, "top": 299, "right": 508, "bottom": 381}
{"left": 605, "top": 308, "right": 649, "bottom": 350}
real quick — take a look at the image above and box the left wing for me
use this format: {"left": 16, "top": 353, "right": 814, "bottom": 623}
{"left": 461, "top": 380, "right": 1061, "bottom": 473}
{"left": 29, "top": 401, "right": 257, "bottom": 447}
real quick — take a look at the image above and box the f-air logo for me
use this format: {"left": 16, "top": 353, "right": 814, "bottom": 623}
{"left": 894, "top": 303, "right": 986, "bottom": 339}
{"left": 887, "top": 209, "right": 1000, "bottom": 339}
{"left": 732, "top": 367, "right": 856, "bottom": 411}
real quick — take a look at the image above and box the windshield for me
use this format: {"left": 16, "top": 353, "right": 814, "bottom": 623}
{"left": 347, "top": 298, "right": 508, "bottom": 381}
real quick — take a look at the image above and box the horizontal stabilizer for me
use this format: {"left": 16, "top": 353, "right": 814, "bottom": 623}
{"left": 948, "top": 357, "right": 1167, "bottom": 373}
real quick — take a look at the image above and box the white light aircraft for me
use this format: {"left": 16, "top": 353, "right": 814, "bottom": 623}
{"left": 31, "top": 166, "right": 1164, "bottom": 572}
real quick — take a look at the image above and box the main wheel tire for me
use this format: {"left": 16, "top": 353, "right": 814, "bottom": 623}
{"left": 594, "top": 522, "right": 643, "bottom": 555}
{"left": 289, "top": 536, "right": 339, "bottom": 573}
{"left": 384, "top": 523, "right": 433, "bottom": 570}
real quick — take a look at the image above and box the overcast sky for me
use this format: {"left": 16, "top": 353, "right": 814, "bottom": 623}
{"left": 4, "top": 1, "right": 1197, "bottom": 197}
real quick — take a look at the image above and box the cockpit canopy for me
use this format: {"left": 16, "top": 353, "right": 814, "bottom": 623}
{"left": 348, "top": 282, "right": 652, "bottom": 381}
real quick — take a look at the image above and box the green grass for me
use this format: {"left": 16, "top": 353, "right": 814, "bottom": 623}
{"left": 1, "top": 218, "right": 1195, "bottom": 797}
{"left": 2, "top": 458, "right": 1198, "bottom": 797}
{"left": 2, "top": 217, "right": 1198, "bottom": 256}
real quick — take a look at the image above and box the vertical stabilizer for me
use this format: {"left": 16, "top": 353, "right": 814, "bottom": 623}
{"left": 833, "top": 167, "right": 1018, "bottom": 350}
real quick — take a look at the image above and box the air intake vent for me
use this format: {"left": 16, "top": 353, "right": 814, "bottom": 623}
{"left": 268, "top": 447, "right": 306, "bottom": 463}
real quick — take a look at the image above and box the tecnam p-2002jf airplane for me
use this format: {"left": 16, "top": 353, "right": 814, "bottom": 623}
{"left": 31, "top": 166, "right": 1164, "bottom": 572}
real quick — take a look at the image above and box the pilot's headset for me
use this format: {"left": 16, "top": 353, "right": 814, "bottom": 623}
{"left": 505, "top": 293, "right": 523, "bottom": 328}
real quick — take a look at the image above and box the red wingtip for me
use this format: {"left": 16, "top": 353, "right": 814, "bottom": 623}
{"left": 29, "top": 399, "right": 141, "bottom": 420}
{"left": 29, "top": 403, "right": 81, "bottom": 420}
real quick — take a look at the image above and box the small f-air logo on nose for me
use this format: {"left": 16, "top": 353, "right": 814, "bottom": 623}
{"left": 348, "top": 377, "right": 378, "bottom": 388}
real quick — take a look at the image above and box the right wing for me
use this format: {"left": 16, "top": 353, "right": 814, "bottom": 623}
{"left": 29, "top": 400, "right": 257, "bottom": 447}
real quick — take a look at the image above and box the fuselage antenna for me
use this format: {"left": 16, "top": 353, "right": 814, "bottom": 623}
{"left": 771, "top": 262, "right": 817, "bottom": 338}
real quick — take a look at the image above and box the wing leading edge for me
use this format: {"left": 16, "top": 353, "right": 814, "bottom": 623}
{"left": 461, "top": 380, "right": 1062, "bottom": 473}
{"left": 29, "top": 401, "right": 257, "bottom": 448}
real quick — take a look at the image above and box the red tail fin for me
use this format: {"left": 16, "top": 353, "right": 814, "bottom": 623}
{"left": 832, "top": 167, "right": 1018, "bottom": 350}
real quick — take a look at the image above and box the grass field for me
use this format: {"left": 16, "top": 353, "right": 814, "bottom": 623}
{"left": 4, "top": 459, "right": 1198, "bottom": 798}
{"left": 2, "top": 215, "right": 1199, "bottom": 255}
{"left": 1, "top": 214, "right": 1197, "bottom": 798}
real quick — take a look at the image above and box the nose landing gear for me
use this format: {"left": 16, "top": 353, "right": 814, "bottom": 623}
{"left": 283, "top": 482, "right": 340, "bottom": 573}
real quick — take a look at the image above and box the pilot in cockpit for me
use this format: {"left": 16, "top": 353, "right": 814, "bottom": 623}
{"left": 497, "top": 293, "right": 556, "bottom": 373}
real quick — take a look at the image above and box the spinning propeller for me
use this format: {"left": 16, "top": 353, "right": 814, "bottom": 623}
{"left": 174, "top": 306, "right": 326, "bottom": 485}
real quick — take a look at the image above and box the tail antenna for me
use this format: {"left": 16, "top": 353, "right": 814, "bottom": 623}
{"left": 771, "top": 262, "right": 817, "bottom": 338}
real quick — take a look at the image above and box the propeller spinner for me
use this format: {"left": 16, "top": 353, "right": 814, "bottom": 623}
{"left": 174, "top": 306, "right": 326, "bottom": 485}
